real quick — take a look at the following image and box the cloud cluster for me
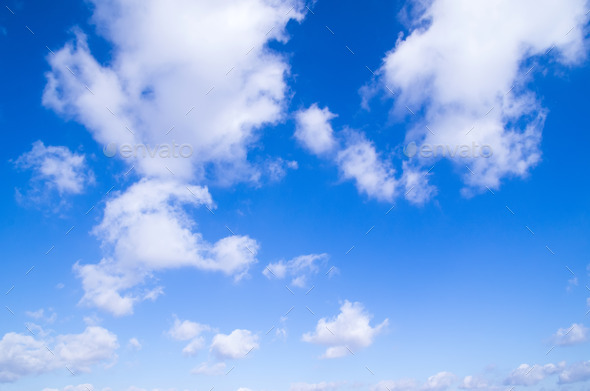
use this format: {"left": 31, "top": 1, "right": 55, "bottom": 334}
{"left": 0, "top": 326, "right": 118, "bottom": 383}
{"left": 166, "top": 317, "right": 259, "bottom": 375}
{"left": 42, "top": 0, "right": 306, "bottom": 317}
{"left": 302, "top": 300, "right": 388, "bottom": 358}
{"left": 74, "top": 179, "right": 259, "bottom": 316}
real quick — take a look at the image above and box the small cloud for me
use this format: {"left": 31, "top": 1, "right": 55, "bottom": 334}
{"left": 210, "top": 329, "right": 259, "bottom": 360}
{"left": 458, "top": 376, "right": 487, "bottom": 389}
{"left": 302, "top": 300, "right": 388, "bottom": 358}
{"left": 422, "top": 372, "right": 456, "bottom": 391}
{"left": 567, "top": 276, "right": 578, "bottom": 292}
{"left": 168, "top": 317, "right": 210, "bottom": 341}
{"left": 295, "top": 104, "right": 338, "bottom": 155}
{"left": 13, "top": 141, "right": 94, "bottom": 207}
{"left": 289, "top": 382, "right": 341, "bottom": 391}
{"left": 263, "top": 253, "right": 329, "bottom": 288}
{"left": 127, "top": 338, "right": 141, "bottom": 351}
{"left": 191, "top": 362, "right": 226, "bottom": 376}
{"left": 167, "top": 316, "right": 210, "bottom": 356}
{"left": 551, "top": 323, "right": 588, "bottom": 346}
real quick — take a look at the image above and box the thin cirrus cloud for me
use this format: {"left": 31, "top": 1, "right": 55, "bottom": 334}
{"left": 373, "top": 0, "right": 589, "bottom": 198}
{"left": 0, "top": 326, "right": 118, "bottom": 383}
{"left": 302, "top": 300, "right": 388, "bottom": 358}
{"left": 42, "top": 0, "right": 307, "bottom": 317}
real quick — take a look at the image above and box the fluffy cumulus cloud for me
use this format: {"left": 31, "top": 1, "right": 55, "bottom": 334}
{"left": 375, "top": 0, "right": 590, "bottom": 198}
{"left": 167, "top": 317, "right": 211, "bottom": 356}
{"left": 504, "top": 362, "right": 565, "bottom": 386}
{"left": 0, "top": 326, "right": 118, "bottom": 383}
{"left": 295, "top": 105, "right": 400, "bottom": 202}
{"left": 43, "top": 0, "right": 304, "bottom": 182}
{"left": 14, "top": 141, "right": 94, "bottom": 203}
{"left": 210, "top": 329, "right": 259, "bottom": 360}
{"left": 74, "top": 179, "right": 259, "bottom": 316}
{"left": 43, "top": 0, "right": 304, "bottom": 317}
{"left": 551, "top": 323, "right": 589, "bottom": 346}
{"left": 302, "top": 300, "right": 388, "bottom": 358}
{"left": 263, "top": 253, "right": 329, "bottom": 287}
{"left": 294, "top": 104, "right": 338, "bottom": 155}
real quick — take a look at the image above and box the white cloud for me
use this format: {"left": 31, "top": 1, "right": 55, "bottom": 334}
{"left": 295, "top": 105, "right": 400, "bottom": 202}
{"left": 373, "top": 379, "right": 418, "bottom": 391}
{"left": 375, "top": 0, "right": 589, "bottom": 196}
{"left": 191, "top": 362, "right": 226, "bottom": 376}
{"left": 0, "top": 326, "right": 118, "bottom": 383}
{"left": 336, "top": 133, "right": 398, "bottom": 202}
{"left": 168, "top": 317, "right": 209, "bottom": 356}
{"left": 42, "top": 384, "right": 95, "bottom": 391}
{"left": 552, "top": 323, "right": 588, "bottom": 346}
{"left": 504, "top": 362, "right": 565, "bottom": 386}
{"left": 263, "top": 253, "right": 329, "bottom": 287}
{"left": 168, "top": 317, "right": 210, "bottom": 341}
{"left": 43, "top": 0, "right": 304, "bottom": 182}
{"left": 127, "top": 338, "right": 142, "bottom": 351}
{"left": 458, "top": 376, "right": 488, "bottom": 389}
{"left": 289, "top": 382, "right": 341, "bottom": 391}
{"left": 295, "top": 104, "right": 337, "bottom": 155}
{"left": 14, "top": 141, "right": 94, "bottom": 202}
{"left": 302, "top": 300, "right": 388, "bottom": 358}
{"left": 43, "top": 0, "right": 307, "bottom": 317}
{"left": 237, "top": 388, "right": 254, "bottom": 391}
{"left": 74, "top": 179, "right": 259, "bottom": 316}
{"left": 210, "top": 329, "right": 259, "bottom": 360}
{"left": 559, "top": 361, "right": 590, "bottom": 384}
{"left": 423, "top": 372, "right": 456, "bottom": 391}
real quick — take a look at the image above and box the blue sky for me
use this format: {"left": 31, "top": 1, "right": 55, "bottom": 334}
{"left": 1, "top": 0, "right": 590, "bottom": 391}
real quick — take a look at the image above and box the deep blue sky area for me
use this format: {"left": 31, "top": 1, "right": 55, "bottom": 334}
{"left": 1, "top": 1, "right": 589, "bottom": 391}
